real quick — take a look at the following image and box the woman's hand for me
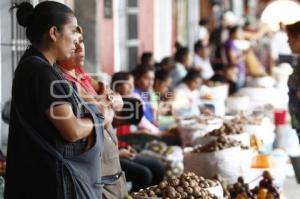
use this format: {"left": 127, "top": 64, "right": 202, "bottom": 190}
{"left": 96, "top": 88, "right": 123, "bottom": 112}
{"left": 119, "top": 148, "right": 136, "bottom": 159}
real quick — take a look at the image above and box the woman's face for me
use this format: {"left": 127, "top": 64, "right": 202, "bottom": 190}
{"left": 136, "top": 71, "right": 155, "bottom": 92}
{"left": 74, "top": 34, "right": 85, "bottom": 67}
{"left": 117, "top": 76, "right": 134, "bottom": 96}
{"left": 183, "top": 54, "right": 192, "bottom": 68}
{"left": 55, "top": 16, "right": 79, "bottom": 61}
{"left": 154, "top": 78, "right": 172, "bottom": 95}
{"left": 287, "top": 32, "right": 300, "bottom": 54}
{"left": 187, "top": 77, "right": 202, "bottom": 91}
{"left": 233, "top": 28, "right": 243, "bottom": 40}
{"left": 57, "top": 33, "right": 85, "bottom": 70}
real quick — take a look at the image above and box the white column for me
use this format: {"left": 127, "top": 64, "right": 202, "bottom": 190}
{"left": 231, "top": 0, "right": 244, "bottom": 19}
{"left": 153, "top": 0, "right": 172, "bottom": 62}
{"left": 188, "top": 0, "right": 199, "bottom": 53}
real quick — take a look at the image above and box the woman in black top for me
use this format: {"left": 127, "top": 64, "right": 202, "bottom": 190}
{"left": 5, "top": 2, "right": 102, "bottom": 199}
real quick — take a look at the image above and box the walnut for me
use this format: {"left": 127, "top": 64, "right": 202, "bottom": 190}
{"left": 169, "top": 178, "right": 180, "bottom": 187}
{"left": 181, "top": 180, "right": 190, "bottom": 188}
{"left": 189, "top": 180, "right": 197, "bottom": 187}
{"left": 154, "top": 188, "right": 161, "bottom": 195}
{"left": 181, "top": 192, "right": 188, "bottom": 198}
{"left": 185, "top": 187, "right": 194, "bottom": 194}
{"left": 176, "top": 186, "right": 185, "bottom": 193}
{"left": 159, "top": 181, "right": 168, "bottom": 189}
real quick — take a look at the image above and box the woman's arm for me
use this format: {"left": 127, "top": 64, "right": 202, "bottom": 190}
{"left": 91, "top": 79, "right": 105, "bottom": 95}
{"left": 90, "top": 78, "right": 123, "bottom": 111}
{"left": 46, "top": 103, "right": 94, "bottom": 142}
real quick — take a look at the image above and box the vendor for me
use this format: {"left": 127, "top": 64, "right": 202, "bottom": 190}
{"left": 173, "top": 69, "right": 203, "bottom": 117}
{"left": 57, "top": 26, "right": 127, "bottom": 198}
{"left": 6, "top": 2, "right": 103, "bottom": 199}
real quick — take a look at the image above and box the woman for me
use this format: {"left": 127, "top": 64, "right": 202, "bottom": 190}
{"left": 170, "top": 46, "right": 192, "bottom": 89}
{"left": 6, "top": 2, "right": 103, "bottom": 199}
{"left": 173, "top": 69, "right": 203, "bottom": 117}
{"left": 132, "top": 66, "right": 157, "bottom": 126}
{"left": 111, "top": 71, "right": 161, "bottom": 136}
{"left": 57, "top": 28, "right": 127, "bottom": 198}
{"left": 225, "top": 26, "right": 248, "bottom": 89}
{"left": 286, "top": 21, "right": 300, "bottom": 140}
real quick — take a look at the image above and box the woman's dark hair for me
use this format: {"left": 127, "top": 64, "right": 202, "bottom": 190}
{"left": 286, "top": 21, "right": 300, "bottom": 36}
{"left": 160, "top": 57, "right": 173, "bottom": 66}
{"left": 111, "top": 72, "right": 132, "bottom": 91}
{"left": 131, "top": 65, "right": 155, "bottom": 81}
{"left": 141, "top": 52, "right": 153, "bottom": 65}
{"left": 228, "top": 25, "right": 240, "bottom": 37}
{"left": 174, "top": 47, "right": 189, "bottom": 63}
{"left": 182, "top": 69, "right": 202, "bottom": 83}
{"left": 199, "top": 19, "right": 208, "bottom": 26}
{"left": 174, "top": 42, "right": 183, "bottom": 53}
{"left": 10, "top": 1, "right": 75, "bottom": 44}
{"left": 194, "top": 40, "right": 205, "bottom": 52}
{"left": 155, "top": 70, "right": 170, "bottom": 83}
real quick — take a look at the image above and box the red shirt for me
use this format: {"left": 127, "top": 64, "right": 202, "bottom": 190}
{"left": 63, "top": 67, "right": 131, "bottom": 148}
{"left": 116, "top": 125, "right": 131, "bottom": 148}
{"left": 63, "top": 67, "right": 97, "bottom": 96}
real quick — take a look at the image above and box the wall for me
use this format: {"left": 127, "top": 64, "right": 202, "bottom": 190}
{"left": 99, "top": 0, "right": 115, "bottom": 75}
{"left": 138, "top": 0, "right": 154, "bottom": 56}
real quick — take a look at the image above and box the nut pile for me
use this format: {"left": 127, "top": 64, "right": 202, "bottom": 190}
{"left": 231, "top": 115, "right": 264, "bottom": 125}
{"left": 132, "top": 172, "right": 219, "bottom": 199}
{"left": 192, "top": 137, "right": 242, "bottom": 153}
{"left": 207, "top": 122, "right": 243, "bottom": 136}
{"left": 147, "top": 141, "right": 173, "bottom": 156}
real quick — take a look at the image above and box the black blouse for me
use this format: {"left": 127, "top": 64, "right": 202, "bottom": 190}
{"left": 5, "top": 47, "right": 86, "bottom": 199}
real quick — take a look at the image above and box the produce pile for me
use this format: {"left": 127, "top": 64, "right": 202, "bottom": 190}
{"left": 207, "top": 122, "right": 243, "bottom": 136}
{"left": 192, "top": 137, "right": 244, "bottom": 153}
{"left": 231, "top": 115, "right": 264, "bottom": 125}
{"left": 132, "top": 172, "right": 219, "bottom": 199}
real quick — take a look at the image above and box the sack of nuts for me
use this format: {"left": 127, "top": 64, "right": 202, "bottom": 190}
{"left": 205, "top": 122, "right": 251, "bottom": 147}
{"left": 132, "top": 172, "right": 223, "bottom": 199}
{"left": 184, "top": 137, "right": 252, "bottom": 184}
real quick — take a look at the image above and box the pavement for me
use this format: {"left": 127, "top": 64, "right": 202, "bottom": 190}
{"left": 283, "top": 177, "right": 300, "bottom": 199}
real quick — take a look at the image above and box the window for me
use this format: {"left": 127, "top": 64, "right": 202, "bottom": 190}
{"left": 127, "top": 0, "right": 137, "bottom": 7}
{"left": 116, "top": 0, "right": 139, "bottom": 71}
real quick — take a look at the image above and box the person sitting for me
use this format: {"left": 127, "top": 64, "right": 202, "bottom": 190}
{"left": 211, "top": 65, "right": 239, "bottom": 95}
{"left": 113, "top": 97, "right": 166, "bottom": 192}
{"left": 140, "top": 52, "right": 155, "bottom": 66}
{"left": 132, "top": 66, "right": 158, "bottom": 126}
{"left": 112, "top": 71, "right": 180, "bottom": 145}
{"left": 111, "top": 71, "right": 161, "bottom": 136}
{"left": 193, "top": 40, "right": 215, "bottom": 80}
{"left": 170, "top": 46, "right": 192, "bottom": 89}
{"left": 157, "top": 57, "right": 174, "bottom": 72}
{"left": 173, "top": 69, "right": 203, "bottom": 117}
